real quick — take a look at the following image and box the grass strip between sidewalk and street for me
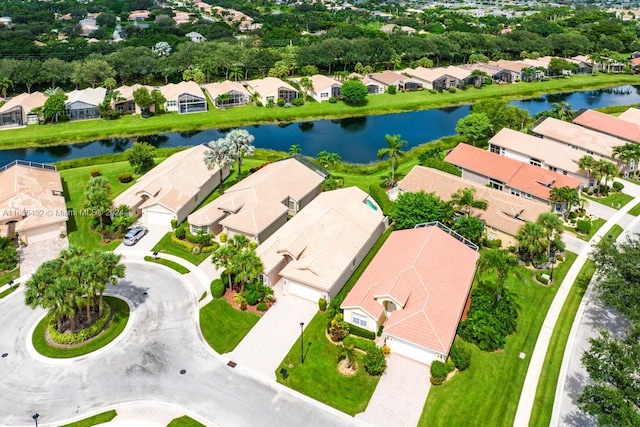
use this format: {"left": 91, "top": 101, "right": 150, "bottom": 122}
{"left": 144, "top": 256, "right": 190, "bottom": 274}
{"left": 167, "top": 415, "right": 206, "bottom": 427}
{"left": 528, "top": 224, "right": 623, "bottom": 426}
{"left": 59, "top": 410, "right": 117, "bottom": 427}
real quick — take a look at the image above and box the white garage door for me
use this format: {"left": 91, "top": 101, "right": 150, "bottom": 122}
{"left": 385, "top": 335, "right": 440, "bottom": 365}
{"left": 23, "top": 223, "right": 63, "bottom": 244}
{"left": 144, "top": 210, "right": 174, "bottom": 226}
{"left": 288, "top": 281, "right": 325, "bottom": 303}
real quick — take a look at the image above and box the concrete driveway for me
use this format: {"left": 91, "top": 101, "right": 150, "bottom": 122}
{"left": 115, "top": 223, "right": 171, "bottom": 254}
{"left": 18, "top": 236, "right": 68, "bottom": 276}
{"left": 0, "top": 263, "right": 356, "bottom": 427}
{"left": 228, "top": 281, "right": 318, "bottom": 380}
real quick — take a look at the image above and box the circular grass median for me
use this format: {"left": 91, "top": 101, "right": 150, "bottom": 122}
{"left": 32, "top": 296, "right": 130, "bottom": 358}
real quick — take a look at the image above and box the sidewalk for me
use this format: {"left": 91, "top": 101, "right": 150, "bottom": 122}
{"left": 513, "top": 193, "right": 640, "bottom": 426}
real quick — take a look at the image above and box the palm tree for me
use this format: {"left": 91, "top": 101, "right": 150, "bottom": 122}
{"left": 598, "top": 159, "right": 618, "bottom": 191}
{"left": 226, "top": 129, "right": 255, "bottom": 178}
{"left": 232, "top": 250, "right": 263, "bottom": 291}
{"left": 95, "top": 251, "right": 125, "bottom": 315}
{"left": 550, "top": 101, "right": 573, "bottom": 122}
{"left": 550, "top": 186, "right": 578, "bottom": 219}
{"left": 230, "top": 66, "right": 243, "bottom": 82}
{"left": 299, "top": 76, "right": 313, "bottom": 104}
{"left": 478, "top": 249, "right": 518, "bottom": 301}
{"left": 204, "top": 137, "right": 237, "bottom": 194}
{"left": 288, "top": 144, "right": 302, "bottom": 157}
{"left": 453, "top": 216, "right": 485, "bottom": 243}
{"left": 612, "top": 144, "right": 634, "bottom": 176}
{"left": 535, "top": 212, "right": 564, "bottom": 262}
{"left": 215, "top": 93, "right": 231, "bottom": 108}
{"left": 211, "top": 243, "right": 238, "bottom": 291}
{"left": 339, "top": 344, "right": 357, "bottom": 370}
{"left": 44, "top": 86, "right": 64, "bottom": 97}
{"left": 0, "top": 77, "right": 12, "bottom": 100}
{"left": 450, "top": 187, "right": 488, "bottom": 217}
{"left": 516, "top": 222, "right": 548, "bottom": 266}
{"left": 377, "top": 134, "right": 408, "bottom": 182}
{"left": 470, "top": 69, "right": 489, "bottom": 87}
{"left": 578, "top": 155, "right": 597, "bottom": 190}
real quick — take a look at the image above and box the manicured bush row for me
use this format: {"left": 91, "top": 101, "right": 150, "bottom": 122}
{"left": 202, "top": 243, "right": 219, "bottom": 253}
{"left": 368, "top": 185, "right": 394, "bottom": 216}
{"left": 48, "top": 303, "right": 112, "bottom": 345}
{"left": 347, "top": 323, "right": 376, "bottom": 340}
{"left": 257, "top": 302, "right": 268, "bottom": 312}
{"left": 210, "top": 279, "right": 225, "bottom": 298}
{"left": 343, "top": 335, "right": 375, "bottom": 352}
{"left": 430, "top": 360, "right": 455, "bottom": 385}
{"left": 421, "top": 158, "right": 462, "bottom": 177}
{"left": 171, "top": 233, "right": 193, "bottom": 251}
{"left": 482, "top": 238, "right": 502, "bottom": 249}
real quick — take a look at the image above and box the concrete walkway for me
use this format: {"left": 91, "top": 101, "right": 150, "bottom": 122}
{"left": 18, "top": 236, "right": 68, "bottom": 275}
{"left": 228, "top": 282, "right": 318, "bottom": 380}
{"left": 513, "top": 193, "right": 640, "bottom": 426}
{"left": 355, "top": 355, "right": 430, "bottom": 427}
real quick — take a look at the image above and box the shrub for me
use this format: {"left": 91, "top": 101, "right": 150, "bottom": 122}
{"left": 482, "top": 238, "right": 502, "bottom": 249}
{"left": 277, "top": 97, "right": 286, "bottom": 107}
{"left": 377, "top": 325, "right": 384, "bottom": 337}
{"left": 318, "top": 297, "right": 327, "bottom": 312}
{"left": 536, "top": 272, "right": 549, "bottom": 285}
{"left": 568, "top": 211, "right": 578, "bottom": 220}
{"left": 0, "top": 237, "right": 18, "bottom": 271}
{"left": 210, "top": 278, "right": 225, "bottom": 298}
{"left": 508, "top": 246, "right": 516, "bottom": 253}
{"left": 364, "top": 346, "right": 387, "bottom": 375}
{"left": 249, "top": 241, "right": 258, "bottom": 250}
{"left": 291, "top": 97, "right": 304, "bottom": 106}
{"left": 382, "top": 344, "right": 391, "bottom": 356}
{"left": 170, "top": 233, "right": 192, "bottom": 251}
{"left": 91, "top": 169, "right": 101, "bottom": 177}
{"left": 556, "top": 253, "right": 564, "bottom": 262}
{"left": 387, "top": 85, "right": 397, "bottom": 95}
{"left": 255, "top": 101, "right": 263, "bottom": 107}
{"left": 329, "top": 314, "right": 349, "bottom": 342}
{"left": 257, "top": 302, "right": 268, "bottom": 312}
{"left": 613, "top": 181, "right": 624, "bottom": 192}
{"left": 448, "top": 87, "right": 457, "bottom": 93}
{"left": 219, "top": 232, "right": 227, "bottom": 243}
{"left": 202, "top": 242, "right": 219, "bottom": 253}
{"left": 343, "top": 335, "right": 375, "bottom": 352}
{"left": 368, "top": 185, "right": 394, "bottom": 215}
{"left": 244, "top": 281, "right": 274, "bottom": 305}
{"left": 174, "top": 226, "right": 186, "bottom": 240}
{"left": 328, "top": 97, "right": 337, "bottom": 103}
{"left": 170, "top": 219, "right": 178, "bottom": 229}
{"left": 421, "top": 158, "right": 462, "bottom": 176}
{"left": 430, "top": 360, "right": 453, "bottom": 385}
{"left": 348, "top": 323, "right": 376, "bottom": 340}
{"left": 118, "top": 173, "right": 133, "bottom": 183}
{"left": 48, "top": 302, "right": 112, "bottom": 345}
{"left": 234, "top": 292, "right": 247, "bottom": 310}
{"left": 576, "top": 219, "right": 591, "bottom": 234}
{"left": 191, "top": 246, "right": 201, "bottom": 255}
{"left": 458, "top": 289, "right": 518, "bottom": 351}
{"left": 450, "top": 338, "right": 471, "bottom": 371}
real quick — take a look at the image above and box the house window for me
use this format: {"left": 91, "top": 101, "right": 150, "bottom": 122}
{"left": 190, "top": 225, "right": 208, "bottom": 234}
{"left": 510, "top": 188, "right": 521, "bottom": 197}
{"left": 352, "top": 312, "right": 368, "bottom": 328}
{"left": 259, "top": 274, "right": 267, "bottom": 284}
{"left": 320, "top": 92, "right": 328, "bottom": 98}
{"left": 524, "top": 193, "right": 532, "bottom": 199}
{"left": 288, "top": 198, "right": 297, "bottom": 211}
{"left": 490, "top": 145, "right": 504, "bottom": 155}
{"left": 266, "top": 96, "right": 274, "bottom": 103}
{"left": 167, "top": 100, "right": 177, "bottom": 107}
{"left": 530, "top": 158, "right": 541, "bottom": 167}
{"left": 489, "top": 178, "right": 504, "bottom": 191}
{"left": 549, "top": 166, "right": 557, "bottom": 172}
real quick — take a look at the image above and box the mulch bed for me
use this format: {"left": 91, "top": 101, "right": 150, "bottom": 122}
{"left": 220, "top": 288, "right": 269, "bottom": 315}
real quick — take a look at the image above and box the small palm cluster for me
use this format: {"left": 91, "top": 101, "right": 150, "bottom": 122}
{"left": 24, "top": 246, "right": 125, "bottom": 335}
{"left": 204, "top": 129, "right": 256, "bottom": 194}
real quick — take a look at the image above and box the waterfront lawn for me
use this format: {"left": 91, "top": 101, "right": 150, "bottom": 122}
{"left": 59, "top": 410, "right": 117, "bottom": 427}
{"left": 32, "top": 296, "right": 130, "bottom": 358}
{"left": 199, "top": 298, "right": 260, "bottom": 354}
{"left": 151, "top": 233, "right": 209, "bottom": 265}
{"left": 530, "top": 225, "right": 623, "bottom": 427}
{"left": 2, "top": 74, "right": 637, "bottom": 149}
{"left": 582, "top": 192, "right": 634, "bottom": 210}
{"left": 276, "top": 312, "right": 380, "bottom": 416}
{"left": 167, "top": 416, "right": 206, "bottom": 427}
{"left": 61, "top": 161, "right": 136, "bottom": 251}
{"left": 144, "top": 256, "right": 190, "bottom": 274}
{"left": 420, "top": 251, "right": 577, "bottom": 427}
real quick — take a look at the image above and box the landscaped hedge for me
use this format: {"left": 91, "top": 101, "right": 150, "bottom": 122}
{"left": 210, "top": 279, "right": 225, "bottom": 298}
{"left": 343, "top": 335, "right": 375, "bottom": 352}
{"left": 576, "top": 219, "right": 591, "bottom": 234}
{"left": 171, "top": 234, "right": 192, "bottom": 252}
{"left": 202, "top": 243, "right": 219, "bottom": 253}
{"left": 368, "top": 185, "right": 394, "bottom": 216}
{"left": 450, "top": 337, "right": 471, "bottom": 371}
{"left": 48, "top": 303, "right": 112, "bottom": 345}
{"left": 430, "top": 360, "right": 454, "bottom": 385}
{"left": 117, "top": 173, "right": 133, "bottom": 183}
{"left": 348, "top": 323, "right": 376, "bottom": 340}
{"left": 421, "top": 158, "right": 462, "bottom": 177}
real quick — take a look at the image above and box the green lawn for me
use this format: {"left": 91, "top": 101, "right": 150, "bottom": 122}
{"left": 151, "top": 232, "right": 209, "bottom": 266}
{"left": 32, "top": 296, "right": 130, "bottom": 358}
{"left": 0, "top": 284, "right": 18, "bottom": 299}
{"left": 0, "top": 268, "right": 19, "bottom": 286}
{"left": 276, "top": 312, "right": 380, "bottom": 415}
{"left": 59, "top": 410, "right": 117, "bottom": 427}
{"left": 167, "top": 416, "right": 206, "bottom": 427}
{"left": 582, "top": 192, "right": 634, "bottom": 210}
{"left": 60, "top": 161, "right": 136, "bottom": 251}
{"left": 1, "top": 74, "right": 636, "bottom": 149}
{"left": 628, "top": 202, "right": 640, "bottom": 216}
{"left": 571, "top": 217, "right": 606, "bottom": 241}
{"left": 420, "top": 251, "right": 577, "bottom": 427}
{"left": 144, "top": 256, "right": 190, "bottom": 274}
{"left": 199, "top": 298, "right": 260, "bottom": 354}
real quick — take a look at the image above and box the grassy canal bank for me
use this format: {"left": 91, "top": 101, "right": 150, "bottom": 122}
{"left": 0, "top": 73, "right": 637, "bottom": 149}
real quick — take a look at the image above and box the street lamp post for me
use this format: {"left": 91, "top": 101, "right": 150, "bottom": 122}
{"left": 300, "top": 322, "right": 304, "bottom": 364}
{"left": 32, "top": 413, "right": 39, "bottom": 427}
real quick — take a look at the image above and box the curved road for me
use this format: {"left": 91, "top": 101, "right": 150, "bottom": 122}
{"left": 0, "top": 263, "right": 356, "bottom": 427}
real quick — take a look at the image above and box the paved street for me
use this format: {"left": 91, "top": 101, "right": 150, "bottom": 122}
{"left": 0, "top": 263, "right": 356, "bottom": 427}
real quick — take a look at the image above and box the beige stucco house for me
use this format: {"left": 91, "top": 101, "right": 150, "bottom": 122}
{"left": 0, "top": 92, "right": 45, "bottom": 128}
{"left": 257, "top": 187, "right": 387, "bottom": 302}
{"left": 342, "top": 224, "right": 479, "bottom": 365}
{"left": 203, "top": 81, "right": 250, "bottom": 108}
{"left": 188, "top": 157, "right": 327, "bottom": 243}
{"left": 395, "top": 166, "right": 549, "bottom": 248}
{"left": 0, "top": 161, "right": 67, "bottom": 244}
{"left": 159, "top": 81, "right": 207, "bottom": 114}
{"left": 245, "top": 77, "right": 298, "bottom": 104}
{"left": 113, "top": 145, "right": 229, "bottom": 226}
{"left": 112, "top": 84, "right": 154, "bottom": 115}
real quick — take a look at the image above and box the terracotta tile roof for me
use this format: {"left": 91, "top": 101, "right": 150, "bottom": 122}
{"left": 619, "top": 107, "right": 640, "bottom": 123}
{"left": 0, "top": 163, "right": 67, "bottom": 231}
{"left": 114, "top": 84, "right": 153, "bottom": 102}
{"left": 0, "top": 92, "right": 46, "bottom": 115}
{"left": 443, "top": 65, "right": 471, "bottom": 80}
{"left": 188, "top": 157, "right": 325, "bottom": 233}
{"left": 460, "top": 63, "right": 506, "bottom": 77}
{"left": 445, "top": 144, "right": 582, "bottom": 200}
{"left": 367, "top": 71, "right": 406, "bottom": 86}
{"left": 573, "top": 109, "right": 640, "bottom": 144}
{"left": 489, "top": 60, "right": 532, "bottom": 73}
{"left": 309, "top": 74, "right": 341, "bottom": 93}
{"left": 531, "top": 117, "right": 622, "bottom": 158}
{"left": 402, "top": 67, "right": 451, "bottom": 83}
{"left": 341, "top": 226, "right": 479, "bottom": 353}
{"left": 159, "top": 81, "right": 205, "bottom": 102}
{"left": 202, "top": 81, "right": 250, "bottom": 100}
{"left": 489, "top": 128, "right": 603, "bottom": 177}
{"left": 398, "top": 166, "right": 549, "bottom": 236}
{"left": 114, "top": 145, "right": 221, "bottom": 214}
{"left": 257, "top": 187, "right": 386, "bottom": 291}
{"left": 246, "top": 77, "right": 297, "bottom": 98}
